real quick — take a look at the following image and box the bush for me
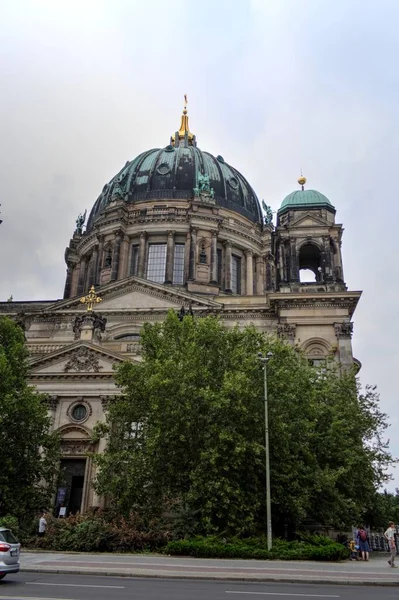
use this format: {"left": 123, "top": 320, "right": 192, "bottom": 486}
{"left": 29, "top": 511, "right": 172, "bottom": 553}
{"left": 0, "top": 515, "right": 20, "bottom": 540}
{"left": 164, "top": 535, "right": 349, "bottom": 562}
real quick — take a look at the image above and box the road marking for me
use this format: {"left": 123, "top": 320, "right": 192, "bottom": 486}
{"left": 28, "top": 582, "right": 125, "bottom": 589}
{"left": 0, "top": 596, "right": 80, "bottom": 600}
{"left": 226, "top": 593, "right": 340, "bottom": 598}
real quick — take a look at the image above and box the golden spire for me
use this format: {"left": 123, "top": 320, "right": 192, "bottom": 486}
{"left": 171, "top": 94, "right": 195, "bottom": 146}
{"left": 80, "top": 286, "right": 102, "bottom": 312}
{"left": 298, "top": 174, "right": 307, "bottom": 191}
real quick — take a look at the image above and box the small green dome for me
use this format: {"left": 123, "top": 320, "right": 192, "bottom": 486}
{"left": 279, "top": 188, "right": 334, "bottom": 212}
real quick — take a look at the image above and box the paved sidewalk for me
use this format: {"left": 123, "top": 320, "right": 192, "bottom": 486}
{"left": 20, "top": 551, "right": 399, "bottom": 585}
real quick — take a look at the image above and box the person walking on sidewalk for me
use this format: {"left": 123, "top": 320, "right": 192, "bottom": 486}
{"left": 357, "top": 526, "right": 370, "bottom": 561}
{"left": 384, "top": 521, "right": 397, "bottom": 568}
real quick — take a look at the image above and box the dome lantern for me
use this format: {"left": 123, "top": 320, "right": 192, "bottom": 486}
{"left": 171, "top": 94, "right": 196, "bottom": 148}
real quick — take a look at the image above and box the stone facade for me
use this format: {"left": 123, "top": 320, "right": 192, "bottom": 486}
{"left": 0, "top": 115, "right": 361, "bottom": 515}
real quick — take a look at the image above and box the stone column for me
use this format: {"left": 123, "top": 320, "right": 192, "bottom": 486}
{"left": 87, "top": 246, "right": 98, "bottom": 289}
{"left": 164, "top": 230, "right": 175, "bottom": 284}
{"left": 77, "top": 257, "right": 88, "bottom": 296}
{"left": 111, "top": 231, "right": 122, "bottom": 281}
{"left": 290, "top": 238, "right": 299, "bottom": 282}
{"left": 46, "top": 395, "right": 59, "bottom": 431}
{"left": 255, "top": 255, "right": 265, "bottom": 294}
{"left": 184, "top": 231, "right": 191, "bottom": 283}
{"left": 210, "top": 230, "right": 218, "bottom": 284}
{"left": 63, "top": 262, "right": 74, "bottom": 299}
{"left": 71, "top": 263, "right": 79, "bottom": 297}
{"left": 323, "top": 235, "right": 333, "bottom": 282}
{"left": 96, "top": 235, "right": 105, "bottom": 286}
{"left": 138, "top": 232, "right": 147, "bottom": 278}
{"left": 279, "top": 243, "right": 285, "bottom": 283}
{"left": 333, "top": 238, "right": 343, "bottom": 282}
{"left": 224, "top": 240, "right": 232, "bottom": 293}
{"left": 334, "top": 322, "right": 354, "bottom": 370}
{"left": 245, "top": 250, "right": 254, "bottom": 296}
{"left": 118, "top": 235, "right": 130, "bottom": 279}
{"left": 188, "top": 227, "right": 197, "bottom": 280}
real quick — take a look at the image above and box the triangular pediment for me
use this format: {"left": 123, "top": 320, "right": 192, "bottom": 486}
{"left": 29, "top": 341, "right": 127, "bottom": 376}
{"left": 46, "top": 276, "right": 222, "bottom": 313}
{"left": 290, "top": 212, "right": 329, "bottom": 228}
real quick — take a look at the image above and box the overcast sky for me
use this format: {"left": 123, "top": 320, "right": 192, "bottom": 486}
{"left": 0, "top": 0, "right": 398, "bottom": 489}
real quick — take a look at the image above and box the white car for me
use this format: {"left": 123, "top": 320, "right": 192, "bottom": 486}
{"left": 0, "top": 527, "right": 20, "bottom": 580}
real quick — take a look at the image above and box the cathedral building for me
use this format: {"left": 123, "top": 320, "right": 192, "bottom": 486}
{"left": 0, "top": 104, "right": 361, "bottom": 514}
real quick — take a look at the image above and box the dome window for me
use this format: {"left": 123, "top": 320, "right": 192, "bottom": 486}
{"left": 157, "top": 164, "right": 171, "bottom": 175}
{"left": 228, "top": 177, "right": 239, "bottom": 190}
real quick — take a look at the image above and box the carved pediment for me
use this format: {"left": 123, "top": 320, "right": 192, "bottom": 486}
{"left": 289, "top": 212, "right": 329, "bottom": 228}
{"left": 45, "top": 276, "right": 222, "bottom": 313}
{"left": 29, "top": 342, "right": 126, "bottom": 376}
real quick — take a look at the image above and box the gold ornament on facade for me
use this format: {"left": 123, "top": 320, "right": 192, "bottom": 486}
{"left": 80, "top": 286, "right": 102, "bottom": 312}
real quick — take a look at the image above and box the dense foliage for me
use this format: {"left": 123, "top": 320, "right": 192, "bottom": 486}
{"left": 93, "top": 311, "right": 393, "bottom": 536}
{"left": 165, "top": 535, "right": 350, "bottom": 561}
{"left": 0, "top": 316, "right": 60, "bottom": 522}
{"left": 26, "top": 511, "right": 172, "bottom": 552}
{"left": 364, "top": 489, "right": 399, "bottom": 529}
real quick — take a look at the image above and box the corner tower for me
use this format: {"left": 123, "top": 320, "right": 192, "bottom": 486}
{"left": 275, "top": 176, "right": 345, "bottom": 292}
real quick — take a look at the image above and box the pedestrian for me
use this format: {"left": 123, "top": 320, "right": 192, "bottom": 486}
{"left": 349, "top": 539, "right": 359, "bottom": 561}
{"left": 357, "top": 525, "right": 370, "bottom": 561}
{"left": 384, "top": 521, "right": 397, "bottom": 568}
{"left": 38, "top": 512, "right": 47, "bottom": 537}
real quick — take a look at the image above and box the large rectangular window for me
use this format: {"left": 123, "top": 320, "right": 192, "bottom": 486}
{"left": 231, "top": 255, "right": 241, "bottom": 294}
{"left": 147, "top": 244, "right": 167, "bottom": 283}
{"left": 173, "top": 244, "right": 185, "bottom": 284}
{"left": 130, "top": 245, "right": 139, "bottom": 276}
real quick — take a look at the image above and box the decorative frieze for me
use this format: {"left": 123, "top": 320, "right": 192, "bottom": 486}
{"left": 277, "top": 323, "right": 296, "bottom": 340}
{"left": 64, "top": 347, "right": 103, "bottom": 373}
{"left": 334, "top": 322, "right": 353, "bottom": 339}
{"left": 61, "top": 440, "right": 92, "bottom": 456}
{"left": 29, "top": 344, "right": 64, "bottom": 355}
{"left": 46, "top": 395, "right": 59, "bottom": 411}
{"left": 73, "top": 312, "right": 107, "bottom": 341}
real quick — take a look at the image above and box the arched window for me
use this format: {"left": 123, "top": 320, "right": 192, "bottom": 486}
{"left": 299, "top": 243, "right": 322, "bottom": 283}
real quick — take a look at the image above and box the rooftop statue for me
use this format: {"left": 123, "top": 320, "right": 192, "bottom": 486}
{"left": 194, "top": 173, "right": 215, "bottom": 199}
{"left": 262, "top": 200, "right": 274, "bottom": 225}
{"left": 75, "top": 209, "right": 87, "bottom": 235}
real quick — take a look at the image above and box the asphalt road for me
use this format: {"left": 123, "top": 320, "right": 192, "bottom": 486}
{"left": 0, "top": 573, "right": 398, "bottom": 600}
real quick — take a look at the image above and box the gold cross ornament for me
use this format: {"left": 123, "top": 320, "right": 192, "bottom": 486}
{"left": 80, "top": 286, "right": 102, "bottom": 312}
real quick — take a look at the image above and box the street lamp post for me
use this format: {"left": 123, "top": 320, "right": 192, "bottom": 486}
{"left": 258, "top": 351, "right": 273, "bottom": 551}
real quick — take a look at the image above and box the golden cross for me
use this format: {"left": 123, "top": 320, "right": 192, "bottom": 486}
{"left": 80, "top": 286, "right": 102, "bottom": 312}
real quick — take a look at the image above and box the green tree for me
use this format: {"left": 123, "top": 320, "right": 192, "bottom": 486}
{"left": 0, "top": 316, "right": 60, "bottom": 522}
{"left": 364, "top": 489, "right": 399, "bottom": 529}
{"left": 93, "top": 311, "right": 393, "bottom": 535}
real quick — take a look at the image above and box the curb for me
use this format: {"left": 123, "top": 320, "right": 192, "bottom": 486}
{"left": 20, "top": 567, "right": 399, "bottom": 586}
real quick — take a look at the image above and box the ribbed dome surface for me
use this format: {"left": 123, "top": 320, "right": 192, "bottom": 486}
{"left": 87, "top": 146, "right": 262, "bottom": 230}
{"left": 279, "top": 189, "right": 334, "bottom": 212}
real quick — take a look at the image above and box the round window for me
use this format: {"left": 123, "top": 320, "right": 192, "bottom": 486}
{"left": 157, "top": 163, "right": 170, "bottom": 175}
{"left": 72, "top": 404, "right": 87, "bottom": 422}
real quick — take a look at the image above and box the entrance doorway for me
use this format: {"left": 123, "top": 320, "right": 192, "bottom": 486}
{"left": 56, "top": 458, "right": 86, "bottom": 517}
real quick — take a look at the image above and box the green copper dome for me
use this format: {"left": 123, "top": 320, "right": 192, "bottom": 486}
{"left": 279, "top": 177, "right": 335, "bottom": 213}
{"left": 280, "top": 189, "right": 333, "bottom": 210}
